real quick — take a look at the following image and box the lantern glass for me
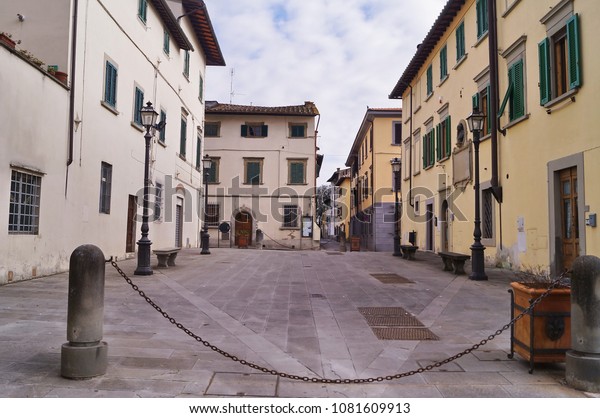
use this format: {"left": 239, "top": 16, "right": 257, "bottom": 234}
{"left": 390, "top": 157, "right": 402, "bottom": 172}
{"left": 140, "top": 102, "right": 158, "bottom": 129}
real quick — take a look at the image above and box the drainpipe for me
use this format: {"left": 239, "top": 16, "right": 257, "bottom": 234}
{"left": 488, "top": 0, "right": 501, "bottom": 204}
{"left": 66, "top": 0, "right": 79, "bottom": 196}
{"left": 407, "top": 84, "right": 414, "bottom": 208}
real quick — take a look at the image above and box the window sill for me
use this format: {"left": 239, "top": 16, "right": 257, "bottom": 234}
{"left": 413, "top": 105, "right": 422, "bottom": 114}
{"left": 207, "top": 181, "right": 220, "bottom": 185}
{"left": 280, "top": 227, "right": 300, "bottom": 231}
{"left": 414, "top": 169, "right": 421, "bottom": 177}
{"left": 100, "top": 101, "right": 119, "bottom": 115}
{"left": 438, "top": 155, "right": 451, "bottom": 163}
{"left": 501, "top": 113, "right": 530, "bottom": 131}
{"left": 424, "top": 164, "right": 434, "bottom": 171}
{"left": 439, "top": 75, "right": 449, "bottom": 87}
{"left": 130, "top": 121, "right": 144, "bottom": 132}
{"left": 178, "top": 154, "right": 187, "bottom": 162}
{"left": 453, "top": 53, "right": 468, "bottom": 70}
{"left": 288, "top": 136, "right": 308, "bottom": 139}
{"left": 205, "top": 136, "right": 220, "bottom": 139}
{"left": 288, "top": 183, "right": 308, "bottom": 186}
{"left": 501, "top": 0, "right": 522, "bottom": 18}
{"left": 158, "top": 140, "right": 167, "bottom": 148}
{"left": 425, "top": 92, "right": 434, "bottom": 102}
{"left": 243, "top": 183, "right": 264, "bottom": 185}
{"left": 243, "top": 136, "right": 268, "bottom": 139}
{"left": 474, "top": 32, "right": 488, "bottom": 48}
{"left": 544, "top": 89, "right": 578, "bottom": 113}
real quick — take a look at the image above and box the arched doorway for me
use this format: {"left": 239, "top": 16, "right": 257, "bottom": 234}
{"left": 235, "top": 211, "right": 252, "bottom": 248}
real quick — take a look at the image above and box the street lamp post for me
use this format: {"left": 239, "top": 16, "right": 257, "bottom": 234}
{"left": 201, "top": 154, "right": 212, "bottom": 255}
{"left": 134, "top": 102, "right": 158, "bottom": 275}
{"left": 466, "top": 107, "right": 487, "bottom": 281}
{"left": 390, "top": 157, "right": 402, "bottom": 257}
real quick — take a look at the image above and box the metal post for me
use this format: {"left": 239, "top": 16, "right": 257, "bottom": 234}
{"left": 469, "top": 129, "right": 487, "bottom": 280}
{"left": 134, "top": 127, "right": 153, "bottom": 275}
{"left": 393, "top": 169, "right": 401, "bottom": 256}
{"left": 566, "top": 255, "right": 600, "bottom": 392}
{"left": 61, "top": 245, "right": 108, "bottom": 379}
{"left": 201, "top": 167, "right": 211, "bottom": 255}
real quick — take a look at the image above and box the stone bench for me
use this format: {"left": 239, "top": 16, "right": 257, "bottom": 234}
{"left": 153, "top": 247, "right": 181, "bottom": 267}
{"left": 400, "top": 245, "right": 418, "bottom": 260}
{"left": 438, "top": 251, "right": 470, "bottom": 275}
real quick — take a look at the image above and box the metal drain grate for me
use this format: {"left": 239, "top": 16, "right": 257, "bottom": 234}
{"left": 310, "top": 293, "right": 326, "bottom": 299}
{"left": 372, "top": 327, "right": 439, "bottom": 341}
{"left": 369, "top": 273, "right": 413, "bottom": 284}
{"left": 359, "top": 307, "right": 411, "bottom": 317}
{"left": 359, "top": 306, "right": 437, "bottom": 341}
{"left": 364, "top": 315, "right": 424, "bottom": 327}
{"left": 326, "top": 252, "right": 343, "bottom": 255}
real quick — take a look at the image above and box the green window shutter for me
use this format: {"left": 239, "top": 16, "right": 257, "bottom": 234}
{"left": 290, "top": 162, "right": 304, "bottom": 184}
{"left": 159, "top": 110, "right": 166, "bottom": 142}
{"left": 180, "top": 118, "right": 187, "bottom": 157}
{"left": 440, "top": 46, "right": 447, "bottom": 79}
{"left": 426, "top": 65, "right": 433, "bottom": 95}
{"left": 566, "top": 14, "right": 581, "bottom": 89}
{"left": 509, "top": 60, "right": 524, "bottom": 120}
{"left": 423, "top": 134, "right": 427, "bottom": 168}
{"left": 538, "top": 38, "right": 551, "bottom": 105}
{"left": 134, "top": 88, "right": 144, "bottom": 125}
{"left": 472, "top": 92, "right": 479, "bottom": 111}
{"left": 429, "top": 130, "right": 435, "bottom": 165}
{"left": 456, "top": 22, "right": 465, "bottom": 60}
{"left": 445, "top": 116, "right": 451, "bottom": 157}
{"left": 199, "top": 74, "right": 204, "bottom": 102}
{"left": 105, "top": 62, "right": 117, "bottom": 106}
{"left": 195, "top": 136, "right": 202, "bottom": 170}
{"left": 241, "top": 124, "right": 248, "bottom": 137}
{"left": 435, "top": 124, "right": 441, "bottom": 161}
{"left": 498, "top": 78, "right": 513, "bottom": 118}
{"left": 263, "top": 125, "right": 268, "bottom": 137}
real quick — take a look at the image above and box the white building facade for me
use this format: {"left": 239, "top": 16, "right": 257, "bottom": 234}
{"left": 204, "top": 101, "right": 322, "bottom": 250}
{"left": 0, "top": 0, "right": 225, "bottom": 284}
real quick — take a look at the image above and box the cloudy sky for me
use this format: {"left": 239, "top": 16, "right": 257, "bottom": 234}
{"left": 203, "top": 0, "right": 447, "bottom": 184}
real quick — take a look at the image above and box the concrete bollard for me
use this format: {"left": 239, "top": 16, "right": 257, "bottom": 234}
{"left": 61, "top": 245, "right": 108, "bottom": 379}
{"left": 566, "top": 255, "right": 600, "bottom": 392}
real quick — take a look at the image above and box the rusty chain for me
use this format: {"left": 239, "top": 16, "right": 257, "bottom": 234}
{"left": 110, "top": 260, "right": 567, "bottom": 384}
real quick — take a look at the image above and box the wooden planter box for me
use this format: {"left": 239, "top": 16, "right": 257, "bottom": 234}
{"left": 508, "top": 282, "right": 571, "bottom": 373}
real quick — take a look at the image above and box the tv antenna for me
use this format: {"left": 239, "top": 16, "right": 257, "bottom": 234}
{"left": 229, "top": 68, "right": 246, "bottom": 104}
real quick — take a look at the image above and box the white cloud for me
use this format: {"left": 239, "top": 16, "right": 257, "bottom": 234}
{"left": 204, "top": 0, "right": 447, "bottom": 182}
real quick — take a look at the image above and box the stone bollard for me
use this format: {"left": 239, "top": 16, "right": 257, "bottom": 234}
{"left": 566, "top": 255, "right": 600, "bottom": 392}
{"left": 339, "top": 234, "right": 347, "bottom": 252}
{"left": 61, "top": 245, "right": 108, "bottom": 379}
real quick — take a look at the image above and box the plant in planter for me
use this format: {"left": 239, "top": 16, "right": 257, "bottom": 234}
{"left": 508, "top": 268, "right": 571, "bottom": 373}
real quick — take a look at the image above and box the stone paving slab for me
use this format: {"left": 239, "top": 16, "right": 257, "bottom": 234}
{"left": 0, "top": 244, "right": 595, "bottom": 398}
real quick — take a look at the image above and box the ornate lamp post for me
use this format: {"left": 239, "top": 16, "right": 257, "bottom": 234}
{"left": 200, "top": 154, "right": 212, "bottom": 255}
{"left": 390, "top": 157, "right": 402, "bottom": 257}
{"left": 134, "top": 102, "right": 158, "bottom": 275}
{"left": 466, "top": 107, "right": 487, "bottom": 281}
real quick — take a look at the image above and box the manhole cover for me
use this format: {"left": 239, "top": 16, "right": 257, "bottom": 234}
{"left": 359, "top": 307, "right": 411, "bottom": 317}
{"left": 310, "top": 293, "right": 326, "bottom": 299}
{"left": 364, "top": 315, "right": 424, "bottom": 327}
{"left": 326, "top": 252, "right": 343, "bottom": 255}
{"left": 370, "top": 273, "right": 413, "bottom": 284}
{"left": 372, "top": 327, "right": 439, "bottom": 341}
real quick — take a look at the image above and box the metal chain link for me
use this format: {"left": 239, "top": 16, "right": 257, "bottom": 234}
{"left": 110, "top": 260, "right": 567, "bottom": 384}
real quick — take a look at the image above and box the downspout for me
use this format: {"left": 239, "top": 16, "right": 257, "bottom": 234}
{"left": 66, "top": 0, "right": 79, "bottom": 196}
{"left": 488, "top": 0, "right": 501, "bottom": 203}
{"left": 487, "top": 0, "right": 503, "bottom": 251}
{"left": 408, "top": 84, "right": 414, "bottom": 208}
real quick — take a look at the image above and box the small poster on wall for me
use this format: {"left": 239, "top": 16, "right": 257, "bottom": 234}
{"left": 302, "top": 216, "right": 313, "bottom": 237}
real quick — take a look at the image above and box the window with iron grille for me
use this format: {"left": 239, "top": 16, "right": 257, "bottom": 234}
{"left": 206, "top": 203, "right": 220, "bottom": 227}
{"left": 283, "top": 205, "right": 299, "bottom": 228}
{"left": 244, "top": 158, "right": 263, "bottom": 184}
{"left": 482, "top": 189, "right": 494, "bottom": 239}
{"left": 99, "top": 162, "right": 112, "bottom": 214}
{"left": 8, "top": 170, "right": 42, "bottom": 234}
{"left": 205, "top": 122, "right": 220, "bottom": 137}
{"left": 241, "top": 123, "right": 268, "bottom": 138}
{"left": 288, "top": 160, "right": 306, "bottom": 184}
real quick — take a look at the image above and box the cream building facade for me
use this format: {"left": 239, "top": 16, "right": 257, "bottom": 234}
{"left": 326, "top": 167, "right": 351, "bottom": 240}
{"left": 203, "top": 101, "right": 322, "bottom": 250}
{"left": 345, "top": 108, "right": 403, "bottom": 252}
{"left": 0, "top": 0, "right": 225, "bottom": 284}
{"left": 389, "top": 0, "right": 599, "bottom": 273}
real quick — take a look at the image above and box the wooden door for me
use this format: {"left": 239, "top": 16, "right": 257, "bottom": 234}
{"left": 441, "top": 200, "right": 449, "bottom": 252}
{"left": 235, "top": 212, "right": 252, "bottom": 247}
{"left": 126, "top": 195, "right": 137, "bottom": 252}
{"left": 559, "top": 167, "right": 579, "bottom": 270}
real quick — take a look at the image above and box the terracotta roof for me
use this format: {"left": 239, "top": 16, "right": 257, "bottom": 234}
{"left": 182, "top": 0, "right": 226, "bottom": 66}
{"left": 389, "top": 0, "right": 465, "bottom": 99}
{"left": 149, "top": 0, "right": 225, "bottom": 66}
{"left": 205, "top": 101, "right": 320, "bottom": 116}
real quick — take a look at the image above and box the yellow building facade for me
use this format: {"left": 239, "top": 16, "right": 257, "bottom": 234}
{"left": 390, "top": 0, "right": 599, "bottom": 274}
{"left": 345, "top": 108, "right": 403, "bottom": 251}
